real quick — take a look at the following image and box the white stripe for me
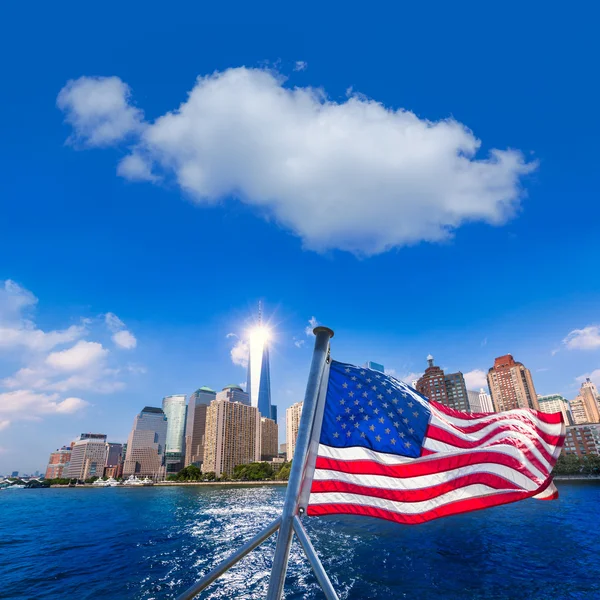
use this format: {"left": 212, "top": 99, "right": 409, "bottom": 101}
{"left": 428, "top": 404, "right": 564, "bottom": 436}
{"left": 308, "top": 484, "right": 530, "bottom": 515}
{"left": 429, "top": 413, "right": 561, "bottom": 458}
{"left": 313, "top": 462, "right": 541, "bottom": 491}
{"left": 533, "top": 482, "right": 558, "bottom": 499}
{"left": 317, "top": 442, "right": 547, "bottom": 481}
{"left": 423, "top": 430, "right": 554, "bottom": 473}
{"left": 317, "top": 443, "right": 413, "bottom": 465}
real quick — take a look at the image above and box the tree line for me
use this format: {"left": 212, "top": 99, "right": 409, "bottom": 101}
{"left": 167, "top": 461, "right": 291, "bottom": 482}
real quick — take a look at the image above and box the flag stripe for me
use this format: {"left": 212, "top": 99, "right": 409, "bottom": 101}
{"left": 430, "top": 401, "right": 563, "bottom": 425}
{"left": 315, "top": 446, "right": 546, "bottom": 483}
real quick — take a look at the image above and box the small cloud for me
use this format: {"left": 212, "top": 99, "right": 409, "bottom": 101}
{"left": 294, "top": 339, "right": 305, "bottom": 348}
{"left": 239, "top": 381, "right": 247, "bottom": 391}
{"left": 55, "top": 397, "right": 89, "bottom": 414}
{"left": 481, "top": 337, "right": 488, "bottom": 347}
{"left": 104, "top": 312, "right": 137, "bottom": 349}
{"left": 305, "top": 316, "right": 319, "bottom": 336}
{"left": 117, "top": 153, "right": 159, "bottom": 182}
{"left": 536, "top": 367, "right": 549, "bottom": 372}
{"left": 464, "top": 369, "right": 488, "bottom": 390}
{"left": 112, "top": 330, "right": 137, "bottom": 349}
{"left": 230, "top": 339, "right": 249, "bottom": 369}
{"left": 225, "top": 332, "right": 238, "bottom": 339}
{"left": 294, "top": 60, "right": 308, "bottom": 72}
{"left": 0, "top": 420, "right": 9, "bottom": 430}
{"left": 575, "top": 369, "right": 600, "bottom": 384}
{"left": 563, "top": 325, "right": 600, "bottom": 351}
{"left": 394, "top": 371, "right": 422, "bottom": 386}
{"left": 46, "top": 340, "right": 108, "bottom": 372}
{"left": 551, "top": 348, "right": 560, "bottom": 356}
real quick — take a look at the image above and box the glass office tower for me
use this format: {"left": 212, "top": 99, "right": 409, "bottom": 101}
{"left": 162, "top": 394, "right": 187, "bottom": 474}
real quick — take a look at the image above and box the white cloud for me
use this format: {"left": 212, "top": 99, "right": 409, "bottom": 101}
{"left": 104, "top": 312, "right": 137, "bottom": 349}
{"left": 294, "top": 339, "right": 305, "bottom": 348}
{"left": 57, "top": 76, "right": 143, "bottom": 147}
{"left": 398, "top": 372, "right": 422, "bottom": 386}
{"left": 46, "top": 340, "right": 108, "bottom": 371}
{"left": 59, "top": 68, "right": 536, "bottom": 256}
{"left": 0, "top": 420, "right": 9, "bottom": 430}
{"left": 112, "top": 330, "right": 137, "bottom": 349}
{"left": 464, "top": 369, "right": 488, "bottom": 390}
{"left": 230, "top": 339, "right": 249, "bottom": 369}
{"left": 294, "top": 61, "right": 308, "bottom": 71}
{"left": 225, "top": 332, "right": 238, "bottom": 339}
{"left": 117, "top": 152, "right": 158, "bottom": 182}
{"left": 576, "top": 369, "right": 600, "bottom": 384}
{"left": 305, "top": 316, "right": 319, "bottom": 336}
{"left": 0, "top": 390, "right": 89, "bottom": 422}
{"left": 563, "top": 325, "right": 600, "bottom": 351}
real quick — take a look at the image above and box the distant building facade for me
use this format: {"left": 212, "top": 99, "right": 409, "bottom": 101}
{"left": 247, "top": 315, "right": 272, "bottom": 418}
{"left": 570, "top": 396, "right": 589, "bottom": 425}
{"left": 185, "top": 387, "right": 216, "bottom": 467}
{"left": 216, "top": 384, "right": 250, "bottom": 405}
{"left": 123, "top": 407, "right": 168, "bottom": 478}
{"left": 203, "top": 399, "right": 260, "bottom": 477}
{"left": 162, "top": 394, "right": 187, "bottom": 474}
{"left": 467, "top": 388, "right": 494, "bottom": 413}
{"left": 487, "top": 354, "right": 539, "bottom": 412}
{"left": 416, "top": 355, "right": 468, "bottom": 411}
{"left": 286, "top": 401, "right": 303, "bottom": 462}
{"left": 45, "top": 446, "right": 72, "bottom": 479}
{"left": 538, "top": 394, "right": 572, "bottom": 425}
{"left": 66, "top": 434, "right": 108, "bottom": 480}
{"left": 270, "top": 405, "right": 278, "bottom": 424}
{"left": 571, "top": 378, "right": 600, "bottom": 424}
{"left": 260, "top": 417, "right": 279, "bottom": 461}
{"left": 365, "top": 361, "right": 385, "bottom": 373}
{"left": 563, "top": 424, "right": 600, "bottom": 457}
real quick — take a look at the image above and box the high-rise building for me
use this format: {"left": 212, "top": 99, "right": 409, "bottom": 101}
{"left": 162, "top": 394, "right": 187, "bottom": 474}
{"left": 270, "top": 405, "right": 278, "bottom": 423}
{"left": 279, "top": 443, "right": 287, "bottom": 456}
{"left": 185, "top": 387, "right": 216, "bottom": 467}
{"left": 123, "top": 407, "right": 168, "bottom": 478}
{"left": 562, "top": 424, "right": 600, "bottom": 457}
{"left": 415, "top": 356, "right": 469, "bottom": 411}
{"left": 487, "top": 354, "right": 539, "bottom": 412}
{"left": 537, "top": 394, "right": 572, "bottom": 425}
{"left": 45, "top": 446, "right": 72, "bottom": 479}
{"left": 467, "top": 389, "right": 494, "bottom": 413}
{"left": 286, "top": 402, "right": 303, "bottom": 462}
{"left": 65, "top": 434, "right": 108, "bottom": 480}
{"left": 260, "top": 417, "right": 279, "bottom": 461}
{"left": 216, "top": 384, "right": 250, "bottom": 405}
{"left": 247, "top": 306, "right": 272, "bottom": 418}
{"left": 203, "top": 399, "right": 260, "bottom": 477}
{"left": 570, "top": 396, "right": 589, "bottom": 425}
{"left": 575, "top": 378, "right": 600, "bottom": 423}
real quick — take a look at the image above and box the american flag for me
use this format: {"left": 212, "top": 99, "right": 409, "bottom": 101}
{"left": 307, "top": 361, "right": 565, "bottom": 524}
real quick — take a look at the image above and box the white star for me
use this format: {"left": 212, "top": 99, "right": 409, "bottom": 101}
{"left": 354, "top": 399, "right": 359, "bottom": 405}
{"left": 387, "top": 388, "right": 393, "bottom": 394}
{"left": 360, "top": 432, "right": 366, "bottom": 438}
{"left": 346, "top": 430, "right": 352, "bottom": 437}
{"left": 368, "top": 400, "right": 373, "bottom": 406}
{"left": 362, "top": 392, "right": 368, "bottom": 398}
{"left": 340, "top": 399, "right": 345, "bottom": 405}
{"left": 349, "top": 414, "right": 356, "bottom": 421}
{"left": 373, "top": 408, "right": 380, "bottom": 415}
{"left": 393, "top": 421, "right": 400, "bottom": 427}
{"left": 397, "top": 408, "right": 404, "bottom": 414}
{"left": 333, "top": 432, "right": 340, "bottom": 438}
{"left": 348, "top": 391, "right": 354, "bottom": 397}
{"left": 390, "top": 438, "right": 396, "bottom": 445}
{"left": 405, "top": 441, "right": 411, "bottom": 448}
{"left": 342, "top": 382, "right": 348, "bottom": 388}
{"left": 363, "top": 415, "right": 370, "bottom": 421}
{"left": 351, "top": 376, "right": 357, "bottom": 381}
{"left": 354, "top": 422, "right": 359, "bottom": 428}
{"left": 366, "top": 378, "right": 372, "bottom": 383}
{"left": 382, "top": 380, "right": 388, "bottom": 386}
{"left": 413, "top": 411, "right": 419, "bottom": 417}
{"left": 345, "top": 368, "right": 351, "bottom": 373}
{"left": 369, "top": 424, "right": 375, "bottom": 431}
{"left": 341, "top": 423, "right": 347, "bottom": 429}
{"left": 376, "top": 375, "right": 381, "bottom": 379}
{"left": 379, "top": 417, "right": 385, "bottom": 424}
{"left": 391, "top": 398, "right": 398, "bottom": 404}
{"left": 403, "top": 418, "right": 409, "bottom": 424}
{"left": 401, "top": 392, "right": 408, "bottom": 398}
{"left": 382, "top": 402, "right": 389, "bottom": 408}
{"left": 360, "top": 370, "right": 366, "bottom": 375}
{"left": 375, "top": 435, "right": 381, "bottom": 442}
{"left": 385, "top": 428, "right": 391, "bottom": 434}
{"left": 371, "top": 385, "right": 377, "bottom": 391}
{"left": 377, "top": 394, "right": 384, "bottom": 400}
{"left": 407, "top": 401, "right": 414, "bottom": 408}
{"left": 336, "top": 415, "right": 341, "bottom": 421}
{"left": 357, "top": 383, "right": 363, "bottom": 389}
{"left": 345, "top": 407, "right": 351, "bottom": 413}
{"left": 408, "top": 428, "right": 414, "bottom": 434}
{"left": 388, "top": 411, "right": 394, "bottom": 418}
{"left": 399, "top": 432, "right": 405, "bottom": 438}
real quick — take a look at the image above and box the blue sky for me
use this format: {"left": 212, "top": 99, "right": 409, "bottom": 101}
{"left": 1, "top": 2, "right": 599, "bottom": 473}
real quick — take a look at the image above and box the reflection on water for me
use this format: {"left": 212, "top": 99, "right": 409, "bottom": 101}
{"left": 1, "top": 483, "right": 599, "bottom": 599}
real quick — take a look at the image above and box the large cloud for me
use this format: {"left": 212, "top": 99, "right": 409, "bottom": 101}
{"left": 563, "top": 325, "right": 600, "bottom": 351}
{"left": 58, "top": 68, "right": 536, "bottom": 256}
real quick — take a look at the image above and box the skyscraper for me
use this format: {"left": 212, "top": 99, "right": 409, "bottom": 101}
{"left": 202, "top": 398, "right": 260, "bottom": 477}
{"left": 65, "top": 434, "right": 108, "bottom": 480}
{"left": 466, "top": 388, "right": 494, "bottom": 413}
{"left": 247, "top": 305, "right": 272, "bottom": 418}
{"left": 416, "top": 355, "right": 469, "bottom": 411}
{"left": 216, "top": 384, "right": 250, "bottom": 405}
{"left": 487, "top": 354, "right": 539, "bottom": 412}
{"left": 570, "top": 396, "right": 589, "bottom": 425}
{"left": 260, "top": 417, "right": 279, "bottom": 461}
{"left": 185, "top": 387, "right": 216, "bottom": 467}
{"left": 123, "top": 407, "right": 168, "bottom": 478}
{"left": 537, "top": 394, "right": 572, "bottom": 425}
{"left": 45, "top": 446, "right": 72, "bottom": 479}
{"left": 162, "top": 394, "right": 187, "bottom": 474}
{"left": 578, "top": 378, "right": 600, "bottom": 423}
{"left": 286, "top": 401, "right": 303, "bottom": 461}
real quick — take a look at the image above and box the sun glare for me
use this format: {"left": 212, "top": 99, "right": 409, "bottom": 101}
{"left": 248, "top": 326, "right": 271, "bottom": 344}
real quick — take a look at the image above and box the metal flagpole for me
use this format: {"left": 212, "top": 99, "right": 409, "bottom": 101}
{"left": 266, "top": 326, "right": 334, "bottom": 600}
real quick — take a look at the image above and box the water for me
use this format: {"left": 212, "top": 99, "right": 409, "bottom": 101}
{"left": 1, "top": 482, "right": 599, "bottom": 599}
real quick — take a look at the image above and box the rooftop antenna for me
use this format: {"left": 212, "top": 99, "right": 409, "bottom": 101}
{"left": 258, "top": 299, "right": 263, "bottom": 327}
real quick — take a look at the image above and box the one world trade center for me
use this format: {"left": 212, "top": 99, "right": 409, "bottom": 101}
{"left": 247, "top": 304, "right": 275, "bottom": 421}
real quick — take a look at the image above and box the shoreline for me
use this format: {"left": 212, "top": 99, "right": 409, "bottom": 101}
{"left": 49, "top": 480, "right": 288, "bottom": 488}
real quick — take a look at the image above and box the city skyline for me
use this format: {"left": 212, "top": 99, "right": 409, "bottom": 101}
{"left": 1, "top": 3, "right": 600, "bottom": 474}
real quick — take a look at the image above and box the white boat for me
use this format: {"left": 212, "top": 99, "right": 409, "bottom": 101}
{"left": 5, "top": 484, "right": 26, "bottom": 490}
{"left": 105, "top": 477, "right": 120, "bottom": 487}
{"left": 93, "top": 478, "right": 109, "bottom": 487}
{"left": 124, "top": 475, "right": 143, "bottom": 486}
{"left": 141, "top": 477, "right": 154, "bottom": 486}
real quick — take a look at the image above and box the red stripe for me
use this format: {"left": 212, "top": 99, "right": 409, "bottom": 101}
{"left": 307, "top": 478, "right": 554, "bottom": 525}
{"left": 431, "top": 400, "right": 563, "bottom": 425}
{"left": 311, "top": 472, "right": 523, "bottom": 502}
{"left": 426, "top": 424, "right": 558, "bottom": 467}
{"left": 314, "top": 449, "right": 545, "bottom": 484}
